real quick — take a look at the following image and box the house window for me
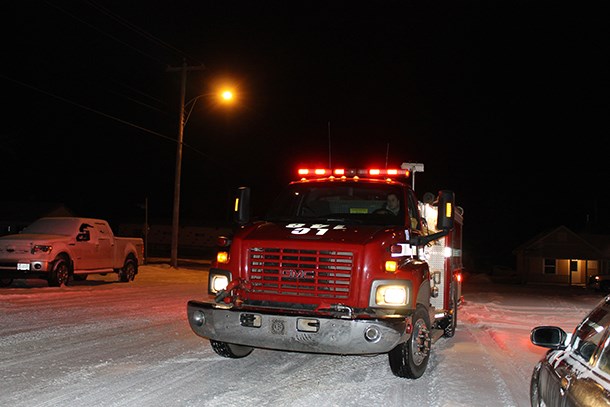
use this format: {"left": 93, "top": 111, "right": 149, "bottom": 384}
{"left": 544, "top": 258, "right": 556, "bottom": 274}
{"left": 570, "top": 260, "right": 578, "bottom": 272}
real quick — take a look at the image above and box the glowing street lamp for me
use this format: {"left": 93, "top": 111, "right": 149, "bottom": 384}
{"left": 170, "top": 81, "right": 236, "bottom": 268}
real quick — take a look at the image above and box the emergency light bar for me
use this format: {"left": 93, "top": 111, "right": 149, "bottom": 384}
{"left": 297, "top": 168, "right": 410, "bottom": 178}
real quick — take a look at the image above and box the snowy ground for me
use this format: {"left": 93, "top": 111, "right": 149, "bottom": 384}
{"left": 0, "top": 265, "right": 603, "bottom": 407}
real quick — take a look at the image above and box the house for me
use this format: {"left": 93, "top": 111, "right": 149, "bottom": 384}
{"left": 0, "top": 202, "right": 76, "bottom": 235}
{"left": 513, "top": 225, "right": 610, "bottom": 286}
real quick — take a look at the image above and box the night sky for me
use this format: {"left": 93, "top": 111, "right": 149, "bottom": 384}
{"left": 2, "top": 2, "right": 608, "bottom": 268}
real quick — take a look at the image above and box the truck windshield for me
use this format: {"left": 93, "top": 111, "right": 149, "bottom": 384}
{"left": 265, "top": 183, "right": 405, "bottom": 226}
{"left": 21, "top": 218, "right": 80, "bottom": 235}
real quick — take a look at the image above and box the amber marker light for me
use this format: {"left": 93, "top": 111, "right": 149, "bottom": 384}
{"left": 217, "top": 251, "right": 229, "bottom": 264}
{"left": 385, "top": 260, "right": 398, "bottom": 273}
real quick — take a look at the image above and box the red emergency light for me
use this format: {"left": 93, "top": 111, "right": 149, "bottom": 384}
{"left": 297, "top": 168, "right": 410, "bottom": 178}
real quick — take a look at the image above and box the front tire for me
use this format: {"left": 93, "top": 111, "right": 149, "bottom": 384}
{"left": 530, "top": 362, "right": 543, "bottom": 406}
{"left": 388, "top": 305, "right": 431, "bottom": 379}
{"left": 210, "top": 340, "right": 254, "bottom": 358}
{"left": 119, "top": 258, "right": 137, "bottom": 282}
{"left": 48, "top": 257, "right": 70, "bottom": 287}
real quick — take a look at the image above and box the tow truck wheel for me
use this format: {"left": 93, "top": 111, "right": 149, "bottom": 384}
{"left": 388, "top": 305, "right": 431, "bottom": 379}
{"left": 0, "top": 278, "right": 13, "bottom": 287}
{"left": 210, "top": 340, "right": 253, "bottom": 358}
{"left": 443, "top": 282, "right": 458, "bottom": 338}
{"left": 119, "top": 258, "right": 137, "bottom": 282}
{"left": 48, "top": 257, "right": 70, "bottom": 287}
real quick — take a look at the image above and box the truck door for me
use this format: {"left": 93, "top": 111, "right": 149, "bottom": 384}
{"left": 406, "top": 190, "right": 422, "bottom": 234}
{"left": 74, "top": 223, "right": 96, "bottom": 270}
{"left": 74, "top": 222, "right": 113, "bottom": 270}
{"left": 92, "top": 221, "right": 113, "bottom": 270}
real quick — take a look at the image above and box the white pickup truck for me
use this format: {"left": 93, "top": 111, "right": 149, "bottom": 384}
{"left": 0, "top": 217, "right": 144, "bottom": 287}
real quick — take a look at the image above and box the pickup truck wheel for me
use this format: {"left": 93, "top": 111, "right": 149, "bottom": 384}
{"left": 119, "top": 258, "right": 137, "bottom": 282}
{"left": 0, "top": 278, "right": 13, "bottom": 287}
{"left": 48, "top": 258, "right": 70, "bottom": 287}
{"left": 443, "top": 282, "right": 458, "bottom": 338}
{"left": 210, "top": 340, "right": 253, "bottom": 358}
{"left": 388, "top": 305, "right": 431, "bottom": 379}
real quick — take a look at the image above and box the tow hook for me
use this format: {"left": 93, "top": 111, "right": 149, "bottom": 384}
{"left": 214, "top": 279, "right": 241, "bottom": 303}
{"left": 214, "top": 279, "right": 251, "bottom": 304}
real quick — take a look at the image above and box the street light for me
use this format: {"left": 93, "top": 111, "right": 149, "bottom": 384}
{"left": 170, "top": 81, "right": 236, "bottom": 268}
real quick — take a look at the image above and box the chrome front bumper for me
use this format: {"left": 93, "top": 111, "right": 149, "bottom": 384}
{"left": 187, "top": 300, "right": 411, "bottom": 355}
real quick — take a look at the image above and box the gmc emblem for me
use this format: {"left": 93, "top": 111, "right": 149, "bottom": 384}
{"left": 280, "top": 269, "right": 315, "bottom": 279}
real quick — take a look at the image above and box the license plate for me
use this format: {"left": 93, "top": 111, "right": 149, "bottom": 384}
{"left": 17, "top": 263, "right": 30, "bottom": 271}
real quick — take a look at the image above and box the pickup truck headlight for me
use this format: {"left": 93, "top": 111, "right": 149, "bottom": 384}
{"left": 369, "top": 280, "right": 411, "bottom": 307}
{"left": 31, "top": 245, "right": 53, "bottom": 254}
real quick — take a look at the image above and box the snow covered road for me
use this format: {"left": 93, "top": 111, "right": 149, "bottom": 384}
{"left": 0, "top": 265, "right": 602, "bottom": 407}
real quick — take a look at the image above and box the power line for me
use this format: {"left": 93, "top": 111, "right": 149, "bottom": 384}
{"left": 0, "top": 73, "right": 243, "bottom": 176}
{"left": 84, "top": 0, "right": 203, "bottom": 65}
{"left": 44, "top": 0, "right": 169, "bottom": 65}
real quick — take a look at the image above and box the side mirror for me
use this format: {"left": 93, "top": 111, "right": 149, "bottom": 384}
{"left": 76, "top": 231, "right": 90, "bottom": 242}
{"left": 530, "top": 326, "right": 568, "bottom": 349}
{"left": 234, "top": 187, "right": 251, "bottom": 225}
{"left": 436, "top": 190, "right": 455, "bottom": 231}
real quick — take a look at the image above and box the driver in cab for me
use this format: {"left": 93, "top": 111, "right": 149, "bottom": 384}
{"left": 384, "top": 193, "right": 400, "bottom": 215}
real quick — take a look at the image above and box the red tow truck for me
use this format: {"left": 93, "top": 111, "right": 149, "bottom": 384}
{"left": 187, "top": 164, "right": 464, "bottom": 378}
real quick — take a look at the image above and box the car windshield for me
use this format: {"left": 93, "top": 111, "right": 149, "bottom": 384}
{"left": 571, "top": 296, "right": 610, "bottom": 363}
{"left": 265, "top": 182, "right": 405, "bottom": 226}
{"left": 21, "top": 218, "right": 79, "bottom": 235}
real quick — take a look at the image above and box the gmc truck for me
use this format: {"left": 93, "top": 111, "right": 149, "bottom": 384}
{"left": 0, "top": 217, "right": 144, "bottom": 287}
{"left": 187, "top": 165, "right": 463, "bottom": 379}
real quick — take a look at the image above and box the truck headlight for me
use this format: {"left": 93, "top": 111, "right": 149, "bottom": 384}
{"left": 208, "top": 268, "right": 232, "bottom": 294}
{"left": 31, "top": 245, "right": 52, "bottom": 254}
{"left": 211, "top": 275, "right": 229, "bottom": 293}
{"left": 369, "top": 280, "right": 411, "bottom": 307}
{"left": 376, "top": 285, "right": 407, "bottom": 305}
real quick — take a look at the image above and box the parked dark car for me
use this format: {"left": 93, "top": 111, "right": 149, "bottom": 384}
{"left": 529, "top": 295, "right": 610, "bottom": 406}
{"left": 589, "top": 273, "right": 610, "bottom": 292}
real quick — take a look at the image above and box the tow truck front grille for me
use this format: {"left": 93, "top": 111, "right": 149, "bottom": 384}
{"left": 248, "top": 248, "right": 354, "bottom": 299}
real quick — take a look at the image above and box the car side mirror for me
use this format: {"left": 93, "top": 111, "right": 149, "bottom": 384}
{"left": 76, "top": 231, "right": 90, "bottom": 242}
{"left": 530, "top": 326, "right": 568, "bottom": 349}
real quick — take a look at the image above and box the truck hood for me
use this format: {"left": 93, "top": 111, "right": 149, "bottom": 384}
{"left": 242, "top": 221, "right": 395, "bottom": 245}
{"left": 0, "top": 233, "right": 71, "bottom": 245}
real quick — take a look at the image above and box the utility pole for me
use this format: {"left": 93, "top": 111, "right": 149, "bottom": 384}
{"left": 166, "top": 59, "right": 205, "bottom": 268}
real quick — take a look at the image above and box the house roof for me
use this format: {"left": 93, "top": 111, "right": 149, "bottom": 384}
{"left": 513, "top": 225, "right": 609, "bottom": 260}
{"left": 579, "top": 233, "right": 610, "bottom": 258}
